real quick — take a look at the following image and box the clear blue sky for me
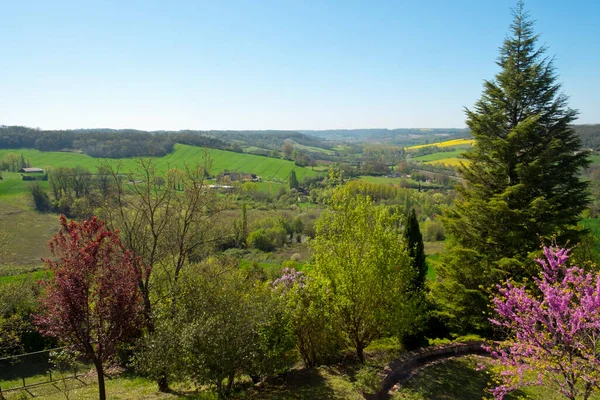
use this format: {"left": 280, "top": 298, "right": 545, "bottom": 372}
{"left": 1, "top": 0, "right": 598, "bottom": 130}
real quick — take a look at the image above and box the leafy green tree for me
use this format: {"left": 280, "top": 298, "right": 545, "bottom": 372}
{"left": 311, "top": 188, "right": 418, "bottom": 362}
{"left": 233, "top": 202, "right": 248, "bottom": 248}
{"left": 30, "top": 182, "right": 51, "bottom": 212}
{"left": 100, "top": 158, "right": 224, "bottom": 392}
{"left": 272, "top": 269, "right": 343, "bottom": 368}
{"left": 1, "top": 152, "right": 21, "bottom": 172}
{"left": 136, "top": 258, "right": 296, "bottom": 399}
{"left": 435, "top": 1, "right": 590, "bottom": 335}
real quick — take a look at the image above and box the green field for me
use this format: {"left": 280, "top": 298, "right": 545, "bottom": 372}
{"left": 291, "top": 142, "right": 336, "bottom": 155}
{"left": 411, "top": 149, "right": 464, "bottom": 162}
{"left": 0, "top": 144, "right": 321, "bottom": 183}
{"left": 589, "top": 155, "right": 600, "bottom": 166}
{"left": 358, "top": 175, "right": 438, "bottom": 188}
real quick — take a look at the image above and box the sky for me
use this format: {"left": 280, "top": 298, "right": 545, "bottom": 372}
{"left": 0, "top": 0, "right": 598, "bottom": 131}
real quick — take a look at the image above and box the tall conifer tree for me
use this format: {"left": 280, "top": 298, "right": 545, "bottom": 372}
{"left": 404, "top": 208, "right": 426, "bottom": 291}
{"left": 435, "top": 1, "right": 589, "bottom": 334}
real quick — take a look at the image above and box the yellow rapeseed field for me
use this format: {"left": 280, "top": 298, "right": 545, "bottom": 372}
{"left": 406, "top": 138, "right": 474, "bottom": 150}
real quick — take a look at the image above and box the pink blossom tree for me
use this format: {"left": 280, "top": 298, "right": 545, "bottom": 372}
{"left": 35, "top": 216, "right": 143, "bottom": 400}
{"left": 486, "top": 246, "right": 600, "bottom": 400}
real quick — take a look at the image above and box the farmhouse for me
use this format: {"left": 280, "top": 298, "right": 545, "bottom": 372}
{"left": 19, "top": 167, "right": 44, "bottom": 173}
{"left": 217, "top": 172, "right": 260, "bottom": 183}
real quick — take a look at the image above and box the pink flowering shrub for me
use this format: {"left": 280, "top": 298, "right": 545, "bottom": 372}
{"left": 486, "top": 246, "right": 600, "bottom": 400}
{"left": 271, "top": 267, "right": 305, "bottom": 291}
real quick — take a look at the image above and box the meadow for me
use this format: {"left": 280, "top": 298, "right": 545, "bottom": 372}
{"left": 358, "top": 175, "right": 439, "bottom": 188}
{"left": 411, "top": 149, "right": 463, "bottom": 162}
{"left": 0, "top": 144, "right": 321, "bottom": 183}
{"left": 424, "top": 157, "right": 469, "bottom": 167}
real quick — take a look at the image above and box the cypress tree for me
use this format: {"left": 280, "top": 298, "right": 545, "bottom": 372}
{"left": 404, "top": 208, "right": 426, "bottom": 291}
{"left": 289, "top": 170, "right": 299, "bottom": 190}
{"left": 435, "top": 1, "right": 590, "bottom": 335}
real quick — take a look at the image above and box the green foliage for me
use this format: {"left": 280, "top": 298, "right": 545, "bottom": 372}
{"left": 435, "top": 3, "right": 590, "bottom": 335}
{"left": 0, "top": 152, "right": 24, "bottom": 172}
{"left": 401, "top": 209, "right": 429, "bottom": 350}
{"left": 404, "top": 209, "right": 426, "bottom": 291}
{"left": 289, "top": 170, "right": 299, "bottom": 190}
{"left": 29, "top": 182, "right": 51, "bottom": 212}
{"left": 0, "top": 278, "right": 46, "bottom": 356}
{"left": 246, "top": 229, "right": 275, "bottom": 252}
{"left": 136, "top": 258, "right": 296, "bottom": 399}
{"left": 274, "top": 274, "right": 343, "bottom": 368}
{"left": 422, "top": 219, "right": 445, "bottom": 241}
{"left": 353, "top": 366, "right": 382, "bottom": 395}
{"left": 232, "top": 203, "right": 248, "bottom": 248}
{"left": 311, "top": 187, "right": 422, "bottom": 361}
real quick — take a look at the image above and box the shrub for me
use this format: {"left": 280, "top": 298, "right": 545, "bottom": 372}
{"left": 354, "top": 366, "right": 382, "bottom": 394}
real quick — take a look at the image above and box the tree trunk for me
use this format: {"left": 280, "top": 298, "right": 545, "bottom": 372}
{"left": 225, "top": 371, "right": 235, "bottom": 397}
{"left": 92, "top": 358, "right": 106, "bottom": 400}
{"left": 356, "top": 343, "right": 365, "bottom": 364}
{"left": 157, "top": 374, "right": 170, "bottom": 393}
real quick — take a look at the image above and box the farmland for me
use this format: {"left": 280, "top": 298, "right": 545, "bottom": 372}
{"left": 406, "top": 138, "right": 474, "bottom": 150}
{"left": 0, "top": 144, "right": 321, "bottom": 183}
{"left": 411, "top": 149, "right": 464, "bottom": 162}
{"left": 425, "top": 157, "right": 469, "bottom": 167}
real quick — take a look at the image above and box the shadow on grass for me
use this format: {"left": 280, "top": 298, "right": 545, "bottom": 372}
{"left": 394, "top": 356, "right": 527, "bottom": 400}
{"left": 0, "top": 359, "right": 52, "bottom": 389}
{"left": 234, "top": 368, "right": 339, "bottom": 400}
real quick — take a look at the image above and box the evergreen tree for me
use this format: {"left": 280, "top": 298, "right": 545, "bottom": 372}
{"left": 435, "top": 1, "right": 590, "bottom": 335}
{"left": 402, "top": 208, "right": 429, "bottom": 350}
{"left": 288, "top": 170, "right": 299, "bottom": 190}
{"left": 404, "top": 208, "right": 426, "bottom": 291}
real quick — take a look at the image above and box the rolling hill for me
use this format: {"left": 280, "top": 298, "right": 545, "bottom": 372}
{"left": 0, "top": 144, "right": 321, "bottom": 183}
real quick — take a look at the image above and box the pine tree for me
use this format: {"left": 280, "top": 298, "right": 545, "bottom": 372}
{"left": 435, "top": 1, "right": 590, "bottom": 335}
{"left": 404, "top": 208, "right": 426, "bottom": 291}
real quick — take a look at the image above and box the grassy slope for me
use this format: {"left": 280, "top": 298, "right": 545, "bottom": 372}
{"left": 393, "top": 355, "right": 600, "bottom": 400}
{"left": 589, "top": 155, "right": 600, "bottom": 166}
{"left": 6, "top": 354, "right": 587, "bottom": 399}
{"left": 0, "top": 144, "right": 321, "bottom": 183}
{"left": 411, "top": 149, "right": 464, "bottom": 162}
{"left": 0, "top": 200, "right": 56, "bottom": 268}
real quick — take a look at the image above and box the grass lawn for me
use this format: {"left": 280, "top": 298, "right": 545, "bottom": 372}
{"left": 424, "top": 241, "right": 444, "bottom": 281}
{"left": 393, "top": 355, "right": 600, "bottom": 400}
{"left": 2, "top": 339, "right": 401, "bottom": 400}
{"left": 581, "top": 217, "right": 600, "bottom": 236}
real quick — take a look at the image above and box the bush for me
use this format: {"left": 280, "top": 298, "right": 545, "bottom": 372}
{"left": 422, "top": 219, "right": 444, "bottom": 241}
{"left": 354, "top": 366, "right": 382, "bottom": 394}
{"left": 247, "top": 229, "right": 274, "bottom": 252}
{"left": 30, "top": 182, "right": 51, "bottom": 212}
